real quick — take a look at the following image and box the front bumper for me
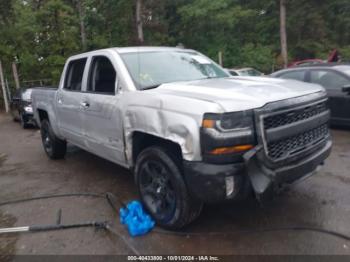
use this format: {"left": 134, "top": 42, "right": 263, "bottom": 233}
{"left": 183, "top": 139, "right": 332, "bottom": 203}
{"left": 183, "top": 161, "right": 246, "bottom": 202}
{"left": 22, "top": 112, "right": 37, "bottom": 125}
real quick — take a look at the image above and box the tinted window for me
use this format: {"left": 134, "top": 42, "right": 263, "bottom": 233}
{"left": 310, "top": 70, "right": 350, "bottom": 90}
{"left": 279, "top": 70, "right": 305, "bottom": 81}
{"left": 21, "top": 89, "right": 32, "bottom": 101}
{"left": 13, "top": 89, "right": 22, "bottom": 100}
{"left": 88, "top": 56, "right": 116, "bottom": 94}
{"left": 64, "top": 58, "right": 87, "bottom": 91}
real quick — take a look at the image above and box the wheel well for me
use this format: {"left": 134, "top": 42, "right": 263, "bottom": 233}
{"left": 132, "top": 132, "right": 183, "bottom": 165}
{"left": 38, "top": 109, "right": 49, "bottom": 123}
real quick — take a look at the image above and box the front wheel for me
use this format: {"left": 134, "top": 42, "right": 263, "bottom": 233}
{"left": 20, "top": 113, "right": 30, "bottom": 129}
{"left": 135, "top": 146, "right": 203, "bottom": 229}
{"left": 40, "top": 119, "right": 67, "bottom": 159}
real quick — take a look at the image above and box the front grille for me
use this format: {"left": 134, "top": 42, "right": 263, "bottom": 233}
{"left": 264, "top": 101, "right": 327, "bottom": 129}
{"left": 267, "top": 124, "right": 328, "bottom": 160}
{"left": 261, "top": 100, "right": 329, "bottom": 162}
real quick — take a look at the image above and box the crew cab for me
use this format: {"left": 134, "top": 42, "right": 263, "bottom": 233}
{"left": 32, "top": 47, "right": 332, "bottom": 229}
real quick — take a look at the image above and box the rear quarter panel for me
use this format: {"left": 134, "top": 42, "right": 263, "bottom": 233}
{"left": 32, "top": 88, "right": 63, "bottom": 138}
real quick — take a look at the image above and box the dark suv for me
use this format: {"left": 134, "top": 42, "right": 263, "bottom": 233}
{"left": 271, "top": 64, "right": 350, "bottom": 127}
{"left": 10, "top": 88, "right": 37, "bottom": 128}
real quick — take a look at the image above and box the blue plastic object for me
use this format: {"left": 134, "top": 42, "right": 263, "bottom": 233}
{"left": 120, "top": 200, "right": 155, "bottom": 237}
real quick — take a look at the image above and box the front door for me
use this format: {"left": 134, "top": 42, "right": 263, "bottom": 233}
{"left": 81, "top": 55, "right": 126, "bottom": 165}
{"left": 309, "top": 69, "right": 350, "bottom": 126}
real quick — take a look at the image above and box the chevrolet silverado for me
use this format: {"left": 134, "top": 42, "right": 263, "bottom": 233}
{"left": 32, "top": 47, "right": 332, "bottom": 229}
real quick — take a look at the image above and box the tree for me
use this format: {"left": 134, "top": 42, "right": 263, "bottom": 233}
{"left": 136, "top": 0, "right": 144, "bottom": 44}
{"left": 75, "top": 0, "right": 87, "bottom": 50}
{"left": 1, "top": 0, "right": 350, "bottom": 88}
{"left": 280, "top": 0, "right": 288, "bottom": 68}
{"left": 35, "top": 0, "right": 80, "bottom": 82}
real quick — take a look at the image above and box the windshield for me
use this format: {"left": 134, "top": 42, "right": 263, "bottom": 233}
{"left": 21, "top": 89, "right": 33, "bottom": 101}
{"left": 120, "top": 51, "right": 229, "bottom": 90}
{"left": 334, "top": 65, "right": 350, "bottom": 76}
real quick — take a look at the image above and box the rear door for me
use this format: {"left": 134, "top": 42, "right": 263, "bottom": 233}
{"left": 308, "top": 69, "right": 350, "bottom": 125}
{"left": 80, "top": 54, "right": 126, "bottom": 165}
{"left": 56, "top": 58, "right": 88, "bottom": 148}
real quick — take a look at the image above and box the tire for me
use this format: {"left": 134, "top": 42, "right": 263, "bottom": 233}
{"left": 20, "top": 113, "right": 30, "bottom": 129}
{"left": 12, "top": 113, "right": 19, "bottom": 122}
{"left": 135, "top": 146, "right": 203, "bottom": 229}
{"left": 40, "top": 119, "right": 67, "bottom": 159}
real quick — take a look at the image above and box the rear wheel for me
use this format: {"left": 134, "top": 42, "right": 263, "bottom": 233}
{"left": 40, "top": 119, "right": 66, "bottom": 159}
{"left": 135, "top": 146, "right": 203, "bottom": 229}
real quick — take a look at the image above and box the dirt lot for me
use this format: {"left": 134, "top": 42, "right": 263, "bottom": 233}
{"left": 0, "top": 112, "right": 350, "bottom": 256}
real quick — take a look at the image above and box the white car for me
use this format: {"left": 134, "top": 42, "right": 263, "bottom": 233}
{"left": 228, "top": 67, "right": 264, "bottom": 76}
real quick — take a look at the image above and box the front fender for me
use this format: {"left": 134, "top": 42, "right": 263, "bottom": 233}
{"left": 124, "top": 106, "right": 202, "bottom": 165}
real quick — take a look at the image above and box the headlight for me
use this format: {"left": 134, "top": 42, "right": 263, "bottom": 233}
{"left": 202, "top": 111, "right": 254, "bottom": 131}
{"left": 201, "top": 111, "right": 255, "bottom": 163}
{"left": 24, "top": 105, "right": 33, "bottom": 113}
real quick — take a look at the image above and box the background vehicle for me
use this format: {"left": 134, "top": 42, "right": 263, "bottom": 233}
{"left": 288, "top": 59, "right": 324, "bottom": 67}
{"left": 287, "top": 49, "right": 341, "bottom": 68}
{"left": 10, "top": 88, "right": 37, "bottom": 128}
{"left": 227, "top": 67, "right": 264, "bottom": 76}
{"left": 32, "top": 47, "right": 331, "bottom": 229}
{"left": 271, "top": 64, "right": 350, "bottom": 127}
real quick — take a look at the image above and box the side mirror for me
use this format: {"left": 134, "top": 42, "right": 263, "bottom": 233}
{"left": 342, "top": 85, "right": 350, "bottom": 94}
{"left": 115, "top": 79, "right": 122, "bottom": 94}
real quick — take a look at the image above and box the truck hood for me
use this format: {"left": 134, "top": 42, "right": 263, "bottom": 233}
{"left": 149, "top": 77, "right": 325, "bottom": 112}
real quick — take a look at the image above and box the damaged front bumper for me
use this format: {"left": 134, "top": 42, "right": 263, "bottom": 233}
{"left": 183, "top": 139, "right": 332, "bottom": 203}
{"left": 244, "top": 139, "right": 332, "bottom": 201}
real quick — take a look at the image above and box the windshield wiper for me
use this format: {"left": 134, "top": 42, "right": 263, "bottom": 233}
{"left": 141, "top": 84, "right": 161, "bottom": 90}
{"left": 140, "top": 77, "right": 223, "bottom": 90}
{"left": 198, "top": 76, "right": 223, "bottom": 80}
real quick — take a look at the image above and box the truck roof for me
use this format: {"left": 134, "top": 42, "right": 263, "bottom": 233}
{"left": 69, "top": 46, "right": 195, "bottom": 60}
{"left": 114, "top": 46, "right": 194, "bottom": 54}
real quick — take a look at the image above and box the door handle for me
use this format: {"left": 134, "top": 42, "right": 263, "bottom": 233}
{"left": 80, "top": 101, "right": 90, "bottom": 109}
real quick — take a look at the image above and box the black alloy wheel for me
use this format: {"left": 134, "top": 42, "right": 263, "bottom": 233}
{"left": 40, "top": 119, "right": 66, "bottom": 159}
{"left": 139, "top": 159, "right": 177, "bottom": 222}
{"left": 135, "top": 146, "right": 203, "bottom": 229}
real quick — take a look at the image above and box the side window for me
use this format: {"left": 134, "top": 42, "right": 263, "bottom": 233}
{"left": 64, "top": 58, "right": 87, "bottom": 91}
{"left": 279, "top": 71, "right": 305, "bottom": 81}
{"left": 310, "top": 70, "right": 349, "bottom": 90}
{"left": 88, "top": 56, "right": 116, "bottom": 94}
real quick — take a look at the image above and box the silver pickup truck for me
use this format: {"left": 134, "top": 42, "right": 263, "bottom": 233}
{"left": 32, "top": 47, "right": 332, "bottom": 229}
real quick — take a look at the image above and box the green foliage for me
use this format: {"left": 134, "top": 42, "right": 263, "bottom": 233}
{"left": 339, "top": 46, "right": 350, "bottom": 62}
{"left": 36, "top": 0, "right": 80, "bottom": 82}
{"left": 240, "top": 44, "right": 274, "bottom": 73}
{"left": 0, "top": 0, "right": 350, "bottom": 87}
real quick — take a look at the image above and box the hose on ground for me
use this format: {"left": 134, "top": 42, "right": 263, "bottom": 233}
{"left": 0, "top": 192, "right": 349, "bottom": 243}
{"left": 153, "top": 226, "right": 350, "bottom": 241}
{"left": 0, "top": 192, "right": 105, "bottom": 207}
